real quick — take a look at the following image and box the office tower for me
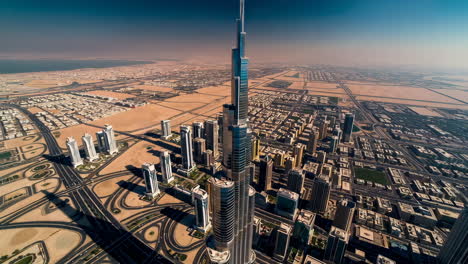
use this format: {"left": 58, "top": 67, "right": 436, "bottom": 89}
{"left": 205, "top": 120, "right": 219, "bottom": 158}
{"left": 276, "top": 188, "right": 299, "bottom": 220}
{"left": 333, "top": 126, "right": 342, "bottom": 143}
{"left": 273, "top": 151, "right": 285, "bottom": 169}
{"left": 316, "top": 150, "right": 327, "bottom": 174}
{"left": 209, "top": 177, "right": 235, "bottom": 251}
{"left": 438, "top": 207, "right": 468, "bottom": 264}
{"left": 192, "top": 121, "right": 204, "bottom": 139}
{"left": 160, "top": 151, "right": 174, "bottom": 184}
{"left": 285, "top": 156, "right": 296, "bottom": 172}
{"left": 204, "top": 150, "right": 215, "bottom": 166}
{"left": 287, "top": 169, "right": 305, "bottom": 194}
{"left": 66, "top": 137, "right": 83, "bottom": 167}
{"left": 180, "top": 125, "right": 195, "bottom": 171}
{"left": 194, "top": 137, "right": 206, "bottom": 163}
{"left": 333, "top": 199, "right": 356, "bottom": 232}
{"left": 332, "top": 172, "right": 342, "bottom": 189}
{"left": 342, "top": 113, "right": 354, "bottom": 142}
{"left": 324, "top": 226, "right": 349, "bottom": 264}
{"left": 215, "top": 1, "right": 255, "bottom": 262}
{"left": 251, "top": 137, "right": 260, "bottom": 161}
{"left": 293, "top": 210, "right": 316, "bottom": 245}
{"left": 309, "top": 174, "right": 331, "bottom": 214}
{"left": 82, "top": 133, "right": 98, "bottom": 161}
{"left": 192, "top": 187, "right": 211, "bottom": 232}
{"left": 103, "top": 124, "right": 118, "bottom": 155}
{"left": 329, "top": 136, "right": 338, "bottom": 153}
{"left": 307, "top": 129, "right": 319, "bottom": 154}
{"left": 96, "top": 131, "right": 106, "bottom": 152}
{"left": 247, "top": 163, "right": 255, "bottom": 185}
{"left": 258, "top": 156, "right": 273, "bottom": 192}
{"left": 273, "top": 223, "right": 292, "bottom": 261}
{"left": 319, "top": 120, "right": 329, "bottom": 140}
{"left": 142, "top": 163, "right": 160, "bottom": 198}
{"left": 161, "top": 120, "right": 172, "bottom": 139}
{"left": 322, "top": 164, "right": 333, "bottom": 178}
{"left": 293, "top": 143, "right": 305, "bottom": 168}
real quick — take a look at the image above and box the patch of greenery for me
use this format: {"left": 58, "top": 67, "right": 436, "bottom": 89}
{"left": 12, "top": 255, "right": 33, "bottom": 264}
{"left": 0, "top": 151, "right": 12, "bottom": 160}
{"left": 267, "top": 80, "right": 293, "bottom": 89}
{"left": 352, "top": 125, "right": 360, "bottom": 133}
{"left": 329, "top": 97, "right": 339, "bottom": 104}
{"left": 354, "top": 167, "right": 389, "bottom": 185}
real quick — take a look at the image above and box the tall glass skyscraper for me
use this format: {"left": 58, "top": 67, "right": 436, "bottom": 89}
{"left": 215, "top": 0, "right": 255, "bottom": 263}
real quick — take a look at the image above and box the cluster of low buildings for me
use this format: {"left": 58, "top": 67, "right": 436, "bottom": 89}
{"left": 0, "top": 108, "right": 36, "bottom": 140}
{"left": 18, "top": 94, "right": 128, "bottom": 130}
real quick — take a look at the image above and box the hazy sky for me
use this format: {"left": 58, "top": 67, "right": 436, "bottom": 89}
{"left": 1, "top": 0, "right": 468, "bottom": 69}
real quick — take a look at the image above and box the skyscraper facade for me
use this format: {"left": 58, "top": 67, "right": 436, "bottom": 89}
{"left": 324, "top": 226, "right": 349, "bottom": 264}
{"left": 342, "top": 113, "right": 354, "bottom": 142}
{"left": 293, "top": 210, "right": 316, "bottom": 245}
{"left": 251, "top": 137, "right": 260, "bottom": 161}
{"left": 333, "top": 199, "right": 356, "bottom": 232}
{"left": 209, "top": 177, "right": 235, "bottom": 251}
{"left": 273, "top": 223, "right": 292, "bottom": 261}
{"left": 307, "top": 129, "right": 319, "bottom": 154}
{"left": 66, "top": 137, "right": 83, "bottom": 167}
{"left": 103, "top": 124, "right": 118, "bottom": 155}
{"left": 96, "top": 131, "right": 106, "bottom": 152}
{"left": 258, "top": 156, "right": 273, "bottom": 192}
{"left": 194, "top": 137, "right": 207, "bottom": 163}
{"left": 287, "top": 169, "right": 305, "bottom": 194}
{"left": 161, "top": 120, "right": 172, "bottom": 139}
{"left": 82, "top": 133, "right": 98, "bottom": 161}
{"left": 160, "top": 151, "right": 174, "bottom": 184}
{"left": 293, "top": 143, "right": 305, "bottom": 168}
{"left": 216, "top": 1, "right": 256, "bottom": 262}
{"left": 193, "top": 121, "right": 204, "bottom": 139}
{"left": 192, "top": 187, "right": 211, "bottom": 232}
{"left": 180, "top": 125, "right": 195, "bottom": 171}
{"left": 309, "top": 174, "right": 331, "bottom": 214}
{"left": 438, "top": 207, "right": 468, "bottom": 264}
{"left": 205, "top": 120, "right": 219, "bottom": 158}
{"left": 142, "top": 163, "right": 160, "bottom": 198}
{"left": 276, "top": 188, "right": 299, "bottom": 220}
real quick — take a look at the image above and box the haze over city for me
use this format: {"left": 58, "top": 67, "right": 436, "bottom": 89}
{"left": 0, "top": 1, "right": 467, "bottom": 264}
{"left": 1, "top": 0, "right": 468, "bottom": 69}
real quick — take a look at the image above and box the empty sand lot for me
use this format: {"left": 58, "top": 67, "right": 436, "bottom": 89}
{"left": 90, "top": 104, "right": 181, "bottom": 132}
{"left": 85, "top": 90, "right": 135, "bottom": 100}
{"left": 408, "top": 107, "right": 443, "bottom": 117}
{"left": 356, "top": 96, "right": 468, "bottom": 110}
{"left": 432, "top": 89, "right": 468, "bottom": 103}
{"left": 348, "top": 83, "right": 459, "bottom": 104}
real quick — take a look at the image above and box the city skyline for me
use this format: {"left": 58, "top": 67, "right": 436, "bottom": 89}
{"left": 1, "top": 0, "right": 468, "bottom": 70}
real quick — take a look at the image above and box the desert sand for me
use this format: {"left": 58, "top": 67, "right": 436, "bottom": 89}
{"left": 356, "top": 96, "right": 468, "bottom": 110}
{"left": 432, "top": 89, "right": 468, "bottom": 103}
{"left": 408, "top": 107, "right": 443, "bottom": 117}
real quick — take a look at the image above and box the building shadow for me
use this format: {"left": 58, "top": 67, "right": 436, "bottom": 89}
{"left": 117, "top": 180, "right": 146, "bottom": 196}
{"left": 160, "top": 207, "right": 194, "bottom": 228}
{"left": 42, "top": 154, "right": 71, "bottom": 166}
{"left": 152, "top": 140, "right": 180, "bottom": 154}
{"left": 144, "top": 132, "right": 161, "bottom": 139}
{"left": 147, "top": 149, "right": 162, "bottom": 158}
{"left": 125, "top": 165, "right": 142, "bottom": 177}
{"left": 42, "top": 190, "right": 172, "bottom": 264}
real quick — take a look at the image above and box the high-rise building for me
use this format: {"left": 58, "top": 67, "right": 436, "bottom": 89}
{"left": 103, "top": 124, "right": 118, "bottom": 155}
{"left": 251, "top": 137, "right": 260, "bottom": 161}
{"left": 329, "top": 135, "right": 338, "bottom": 153}
{"left": 324, "top": 226, "right": 349, "bottom": 264}
{"left": 161, "top": 120, "right": 172, "bottom": 139}
{"left": 274, "top": 151, "right": 285, "bottom": 168}
{"left": 293, "top": 143, "right": 305, "bottom": 168}
{"left": 180, "top": 125, "right": 195, "bottom": 171}
{"left": 142, "top": 163, "right": 160, "bottom": 198}
{"left": 309, "top": 174, "right": 331, "bottom": 214}
{"left": 307, "top": 129, "right": 319, "bottom": 154}
{"left": 320, "top": 120, "right": 329, "bottom": 140}
{"left": 258, "top": 156, "right": 273, "bottom": 192}
{"left": 215, "top": 1, "right": 256, "bottom": 262}
{"left": 333, "top": 199, "right": 356, "bottom": 232}
{"left": 273, "top": 223, "right": 292, "bottom": 261}
{"left": 205, "top": 120, "right": 219, "bottom": 158}
{"left": 82, "top": 133, "right": 98, "bottom": 161}
{"left": 287, "top": 169, "right": 305, "bottom": 195}
{"left": 192, "top": 121, "right": 204, "bottom": 139}
{"left": 333, "top": 126, "right": 342, "bottom": 143}
{"left": 204, "top": 150, "right": 215, "bottom": 167}
{"left": 95, "top": 131, "right": 106, "bottom": 152}
{"left": 209, "top": 177, "right": 235, "bottom": 252}
{"left": 342, "top": 113, "right": 354, "bottom": 143}
{"left": 293, "top": 210, "right": 316, "bottom": 245}
{"left": 438, "top": 207, "right": 468, "bottom": 264}
{"left": 276, "top": 188, "right": 299, "bottom": 220}
{"left": 160, "top": 151, "right": 174, "bottom": 184}
{"left": 66, "top": 137, "right": 83, "bottom": 167}
{"left": 194, "top": 137, "right": 206, "bottom": 163}
{"left": 285, "top": 156, "right": 296, "bottom": 172}
{"left": 192, "top": 187, "right": 211, "bottom": 232}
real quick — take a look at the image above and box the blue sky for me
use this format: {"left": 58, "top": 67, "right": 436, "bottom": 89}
{"left": 1, "top": 0, "right": 467, "bottom": 69}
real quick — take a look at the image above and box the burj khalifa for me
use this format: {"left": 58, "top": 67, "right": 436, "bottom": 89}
{"left": 209, "top": 0, "right": 256, "bottom": 263}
